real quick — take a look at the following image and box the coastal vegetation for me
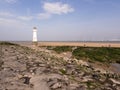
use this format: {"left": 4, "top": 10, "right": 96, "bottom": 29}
{"left": 48, "top": 46, "right": 120, "bottom": 63}
{"left": 73, "top": 47, "right": 120, "bottom": 63}
{"left": 0, "top": 41, "right": 19, "bottom": 46}
{"left": 50, "top": 46, "right": 73, "bottom": 53}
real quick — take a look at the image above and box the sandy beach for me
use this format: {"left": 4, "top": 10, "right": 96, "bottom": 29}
{"left": 38, "top": 42, "right": 120, "bottom": 47}
{"left": 13, "top": 41, "right": 120, "bottom": 48}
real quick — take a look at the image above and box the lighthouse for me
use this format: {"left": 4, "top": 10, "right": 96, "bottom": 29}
{"left": 33, "top": 27, "right": 37, "bottom": 42}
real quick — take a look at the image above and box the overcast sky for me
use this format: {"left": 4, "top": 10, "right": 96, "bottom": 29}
{"left": 0, "top": 0, "right": 120, "bottom": 41}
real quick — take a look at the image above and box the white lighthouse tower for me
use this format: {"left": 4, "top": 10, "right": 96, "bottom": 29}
{"left": 33, "top": 27, "right": 37, "bottom": 42}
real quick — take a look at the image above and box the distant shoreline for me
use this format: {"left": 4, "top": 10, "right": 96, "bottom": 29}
{"left": 2, "top": 40, "right": 120, "bottom": 43}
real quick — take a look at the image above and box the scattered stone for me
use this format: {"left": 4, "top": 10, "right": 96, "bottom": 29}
{"left": 77, "top": 60, "right": 89, "bottom": 66}
{"left": 110, "top": 78, "right": 120, "bottom": 85}
{"left": 69, "top": 83, "right": 80, "bottom": 90}
{"left": 0, "top": 43, "right": 120, "bottom": 90}
{"left": 51, "top": 82, "right": 62, "bottom": 89}
{"left": 23, "top": 76, "right": 31, "bottom": 84}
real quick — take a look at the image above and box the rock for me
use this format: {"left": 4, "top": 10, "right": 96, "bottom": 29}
{"left": 116, "top": 85, "right": 120, "bottom": 90}
{"left": 81, "top": 76, "right": 93, "bottom": 82}
{"left": 30, "top": 74, "right": 63, "bottom": 90}
{"left": 63, "top": 75, "right": 69, "bottom": 81}
{"left": 51, "top": 82, "right": 62, "bottom": 89}
{"left": 30, "top": 75, "right": 50, "bottom": 90}
{"left": 23, "top": 76, "right": 31, "bottom": 84}
{"left": 77, "top": 60, "right": 89, "bottom": 66}
{"left": 3, "top": 61, "right": 26, "bottom": 72}
{"left": 99, "top": 75, "right": 106, "bottom": 82}
{"left": 0, "top": 60, "right": 4, "bottom": 69}
{"left": 69, "top": 83, "right": 79, "bottom": 90}
{"left": 92, "top": 74, "right": 100, "bottom": 80}
{"left": 110, "top": 78, "right": 120, "bottom": 85}
{"left": 76, "top": 85, "right": 87, "bottom": 90}
{"left": 35, "top": 67, "right": 46, "bottom": 75}
{"left": 1, "top": 43, "right": 120, "bottom": 90}
{"left": 47, "top": 78, "right": 58, "bottom": 87}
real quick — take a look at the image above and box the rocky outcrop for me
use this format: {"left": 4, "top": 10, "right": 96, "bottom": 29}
{"left": 0, "top": 44, "right": 120, "bottom": 90}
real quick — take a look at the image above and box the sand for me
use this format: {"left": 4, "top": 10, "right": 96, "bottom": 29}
{"left": 38, "top": 42, "right": 120, "bottom": 48}
{"left": 12, "top": 41, "right": 120, "bottom": 48}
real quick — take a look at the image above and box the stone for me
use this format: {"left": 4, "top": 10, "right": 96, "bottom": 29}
{"left": 30, "top": 76, "right": 50, "bottom": 90}
{"left": 77, "top": 60, "right": 89, "bottom": 66}
{"left": 76, "top": 85, "right": 87, "bottom": 90}
{"left": 23, "top": 76, "right": 31, "bottom": 84}
{"left": 81, "top": 76, "right": 93, "bottom": 82}
{"left": 51, "top": 82, "right": 62, "bottom": 89}
{"left": 47, "top": 78, "right": 58, "bottom": 87}
{"left": 0, "top": 43, "right": 120, "bottom": 90}
{"left": 110, "top": 78, "right": 120, "bottom": 85}
{"left": 69, "top": 83, "right": 79, "bottom": 90}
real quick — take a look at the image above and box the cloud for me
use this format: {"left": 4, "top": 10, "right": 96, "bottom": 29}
{"left": 43, "top": 2, "right": 74, "bottom": 15}
{"left": 0, "top": 17, "right": 31, "bottom": 41}
{"left": 36, "top": 2, "right": 74, "bottom": 20}
{"left": 0, "top": 17, "right": 16, "bottom": 23}
{"left": 17, "top": 16, "right": 33, "bottom": 21}
{"left": 83, "top": 0, "right": 94, "bottom": 2}
{"left": 0, "top": 11, "right": 33, "bottom": 21}
{"left": 0, "top": 12, "right": 14, "bottom": 17}
{"left": 4, "top": 0, "right": 18, "bottom": 3}
{"left": 37, "top": 13, "right": 51, "bottom": 20}
{"left": 0, "top": 17, "right": 28, "bottom": 29}
{"left": 0, "top": 2, "right": 74, "bottom": 20}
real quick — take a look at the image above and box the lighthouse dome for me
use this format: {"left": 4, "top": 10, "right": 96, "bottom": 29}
{"left": 33, "top": 27, "right": 37, "bottom": 32}
{"left": 33, "top": 27, "right": 37, "bottom": 29}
